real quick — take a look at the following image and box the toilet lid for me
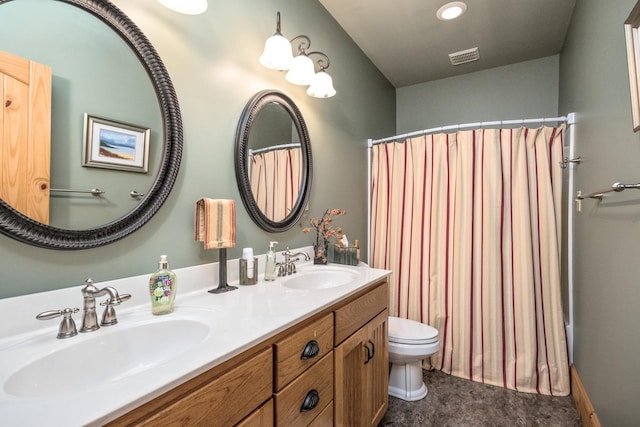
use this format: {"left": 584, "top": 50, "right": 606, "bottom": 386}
{"left": 388, "top": 316, "right": 439, "bottom": 345}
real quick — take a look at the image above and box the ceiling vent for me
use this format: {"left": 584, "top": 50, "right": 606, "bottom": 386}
{"left": 448, "top": 47, "right": 480, "bottom": 66}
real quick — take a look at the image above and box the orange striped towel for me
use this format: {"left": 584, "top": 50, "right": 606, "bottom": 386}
{"left": 195, "top": 198, "right": 236, "bottom": 249}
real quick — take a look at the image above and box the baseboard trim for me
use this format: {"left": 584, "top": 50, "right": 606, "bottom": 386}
{"left": 571, "top": 365, "right": 601, "bottom": 427}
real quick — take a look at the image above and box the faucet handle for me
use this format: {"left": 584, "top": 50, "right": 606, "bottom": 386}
{"left": 102, "top": 293, "right": 131, "bottom": 306}
{"left": 36, "top": 307, "right": 79, "bottom": 339}
{"left": 99, "top": 293, "right": 131, "bottom": 326}
{"left": 277, "top": 262, "right": 286, "bottom": 277}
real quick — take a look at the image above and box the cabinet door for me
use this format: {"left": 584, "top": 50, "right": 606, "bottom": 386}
{"left": 363, "top": 310, "right": 388, "bottom": 427}
{"left": 334, "top": 326, "right": 367, "bottom": 426}
{"left": 334, "top": 310, "right": 388, "bottom": 427}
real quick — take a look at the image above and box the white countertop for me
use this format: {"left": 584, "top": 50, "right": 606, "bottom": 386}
{"left": 0, "top": 247, "right": 390, "bottom": 426}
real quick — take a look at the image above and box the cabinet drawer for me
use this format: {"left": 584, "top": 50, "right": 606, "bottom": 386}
{"left": 309, "top": 401, "right": 333, "bottom": 427}
{"left": 274, "top": 313, "right": 334, "bottom": 390}
{"left": 140, "top": 347, "right": 273, "bottom": 426}
{"left": 334, "top": 281, "right": 388, "bottom": 345}
{"left": 275, "top": 351, "right": 334, "bottom": 427}
{"left": 236, "top": 399, "right": 274, "bottom": 427}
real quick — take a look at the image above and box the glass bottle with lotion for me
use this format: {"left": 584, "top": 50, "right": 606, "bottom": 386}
{"left": 149, "top": 254, "right": 177, "bottom": 315}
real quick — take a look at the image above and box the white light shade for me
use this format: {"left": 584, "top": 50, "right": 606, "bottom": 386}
{"left": 436, "top": 2, "right": 467, "bottom": 20}
{"left": 306, "top": 71, "right": 336, "bottom": 98}
{"left": 285, "top": 54, "right": 315, "bottom": 86}
{"left": 158, "top": 0, "right": 208, "bottom": 15}
{"left": 259, "top": 34, "right": 294, "bottom": 70}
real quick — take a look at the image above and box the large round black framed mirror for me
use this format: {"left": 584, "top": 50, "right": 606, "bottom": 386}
{"left": 0, "top": 0, "right": 182, "bottom": 249}
{"left": 235, "top": 90, "right": 312, "bottom": 232}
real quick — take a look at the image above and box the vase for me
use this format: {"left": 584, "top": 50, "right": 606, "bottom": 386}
{"left": 313, "top": 240, "right": 329, "bottom": 264}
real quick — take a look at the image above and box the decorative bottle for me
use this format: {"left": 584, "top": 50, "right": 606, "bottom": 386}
{"left": 264, "top": 241, "right": 278, "bottom": 281}
{"left": 149, "top": 254, "right": 177, "bottom": 315}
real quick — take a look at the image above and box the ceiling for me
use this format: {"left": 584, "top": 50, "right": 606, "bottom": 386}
{"left": 319, "top": 0, "right": 577, "bottom": 88}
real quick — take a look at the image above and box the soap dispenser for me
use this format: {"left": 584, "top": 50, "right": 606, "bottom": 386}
{"left": 264, "top": 241, "right": 278, "bottom": 281}
{"left": 149, "top": 255, "right": 177, "bottom": 315}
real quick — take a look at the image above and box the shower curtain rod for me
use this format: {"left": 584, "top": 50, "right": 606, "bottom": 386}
{"left": 368, "top": 114, "right": 575, "bottom": 146}
{"left": 249, "top": 143, "right": 301, "bottom": 156}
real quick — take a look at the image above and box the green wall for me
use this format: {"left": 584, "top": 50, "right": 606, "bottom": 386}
{"left": 0, "top": 0, "right": 395, "bottom": 298}
{"left": 396, "top": 55, "right": 560, "bottom": 133}
{"left": 559, "top": 0, "right": 640, "bottom": 424}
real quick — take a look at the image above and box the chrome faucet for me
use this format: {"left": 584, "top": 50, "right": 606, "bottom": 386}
{"left": 278, "top": 248, "right": 311, "bottom": 276}
{"left": 79, "top": 278, "right": 130, "bottom": 333}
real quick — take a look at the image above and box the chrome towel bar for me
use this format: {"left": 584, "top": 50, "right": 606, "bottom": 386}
{"left": 575, "top": 182, "right": 640, "bottom": 211}
{"left": 50, "top": 188, "right": 105, "bottom": 196}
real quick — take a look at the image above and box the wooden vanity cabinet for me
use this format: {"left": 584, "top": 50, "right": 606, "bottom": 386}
{"left": 109, "top": 279, "right": 388, "bottom": 427}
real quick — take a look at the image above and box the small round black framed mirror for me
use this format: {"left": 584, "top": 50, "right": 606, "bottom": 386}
{"left": 235, "top": 90, "right": 312, "bottom": 232}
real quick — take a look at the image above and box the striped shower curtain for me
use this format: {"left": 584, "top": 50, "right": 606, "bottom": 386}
{"left": 370, "top": 126, "right": 570, "bottom": 395}
{"left": 250, "top": 148, "right": 302, "bottom": 221}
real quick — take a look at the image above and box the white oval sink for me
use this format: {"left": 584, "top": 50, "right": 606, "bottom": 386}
{"left": 4, "top": 315, "right": 210, "bottom": 398}
{"left": 283, "top": 266, "right": 359, "bottom": 290}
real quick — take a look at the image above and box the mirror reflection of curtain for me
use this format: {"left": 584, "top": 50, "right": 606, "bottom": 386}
{"left": 250, "top": 147, "right": 302, "bottom": 222}
{"left": 370, "top": 125, "right": 569, "bottom": 396}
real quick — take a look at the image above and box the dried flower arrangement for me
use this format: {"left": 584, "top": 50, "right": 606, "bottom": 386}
{"left": 302, "top": 208, "right": 346, "bottom": 263}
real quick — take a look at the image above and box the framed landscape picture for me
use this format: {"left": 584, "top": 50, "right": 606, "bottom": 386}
{"left": 82, "top": 114, "right": 150, "bottom": 172}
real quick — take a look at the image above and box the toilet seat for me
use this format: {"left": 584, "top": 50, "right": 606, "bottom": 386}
{"left": 388, "top": 316, "right": 439, "bottom": 345}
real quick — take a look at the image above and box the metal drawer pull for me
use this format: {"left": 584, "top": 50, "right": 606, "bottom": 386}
{"left": 364, "top": 340, "right": 376, "bottom": 364}
{"left": 300, "top": 339, "right": 320, "bottom": 360}
{"left": 300, "top": 389, "right": 320, "bottom": 412}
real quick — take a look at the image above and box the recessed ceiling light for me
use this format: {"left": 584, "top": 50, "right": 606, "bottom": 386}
{"left": 437, "top": 1, "right": 467, "bottom": 21}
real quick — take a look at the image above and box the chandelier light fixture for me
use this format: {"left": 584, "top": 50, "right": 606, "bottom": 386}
{"left": 260, "top": 12, "right": 336, "bottom": 98}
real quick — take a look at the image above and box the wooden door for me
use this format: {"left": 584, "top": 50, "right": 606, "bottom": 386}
{"left": 0, "top": 50, "right": 51, "bottom": 224}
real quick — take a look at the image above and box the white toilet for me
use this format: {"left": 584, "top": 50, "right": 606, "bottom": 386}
{"left": 387, "top": 316, "right": 440, "bottom": 401}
